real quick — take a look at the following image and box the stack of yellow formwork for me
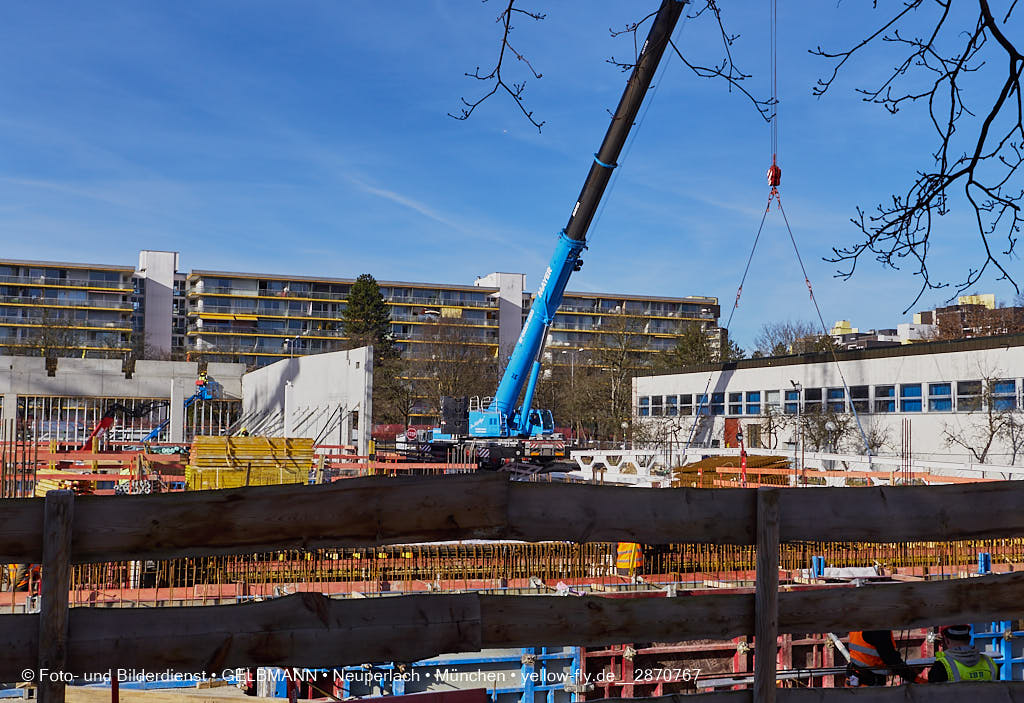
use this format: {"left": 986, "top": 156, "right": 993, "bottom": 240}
{"left": 186, "top": 436, "right": 315, "bottom": 490}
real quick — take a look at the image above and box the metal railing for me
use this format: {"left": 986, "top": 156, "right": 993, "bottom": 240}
{"left": 0, "top": 273, "right": 131, "bottom": 290}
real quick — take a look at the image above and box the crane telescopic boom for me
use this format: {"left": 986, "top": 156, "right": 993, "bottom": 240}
{"left": 473, "top": 0, "right": 686, "bottom": 439}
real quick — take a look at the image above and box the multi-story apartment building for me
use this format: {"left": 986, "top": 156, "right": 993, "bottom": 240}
{"left": 0, "top": 258, "right": 135, "bottom": 357}
{"left": 0, "top": 251, "right": 723, "bottom": 373}
{"left": 186, "top": 271, "right": 501, "bottom": 364}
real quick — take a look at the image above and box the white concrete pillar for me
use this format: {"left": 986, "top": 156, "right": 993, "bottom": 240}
{"left": 169, "top": 378, "right": 186, "bottom": 443}
{"left": 283, "top": 382, "right": 295, "bottom": 437}
{"left": 2, "top": 393, "right": 16, "bottom": 422}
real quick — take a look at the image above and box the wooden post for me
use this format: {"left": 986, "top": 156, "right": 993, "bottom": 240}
{"left": 38, "top": 489, "right": 74, "bottom": 703}
{"left": 754, "top": 487, "right": 780, "bottom": 703}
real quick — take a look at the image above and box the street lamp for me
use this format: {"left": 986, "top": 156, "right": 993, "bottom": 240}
{"left": 560, "top": 347, "right": 585, "bottom": 440}
{"left": 621, "top": 420, "right": 629, "bottom": 450}
{"left": 790, "top": 380, "right": 803, "bottom": 482}
{"left": 283, "top": 335, "right": 301, "bottom": 359}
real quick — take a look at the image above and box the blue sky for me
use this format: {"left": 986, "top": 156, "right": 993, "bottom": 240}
{"left": 1, "top": 1, "right": 1019, "bottom": 349}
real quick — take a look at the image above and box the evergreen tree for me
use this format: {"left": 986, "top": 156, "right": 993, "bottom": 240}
{"left": 342, "top": 274, "right": 396, "bottom": 359}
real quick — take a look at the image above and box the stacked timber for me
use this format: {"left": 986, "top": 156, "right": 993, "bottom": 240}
{"left": 672, "top": 455, "right": 791, "bottom": 488}
{"left": 186, "top": 436, "right": 314, "bottom": 490}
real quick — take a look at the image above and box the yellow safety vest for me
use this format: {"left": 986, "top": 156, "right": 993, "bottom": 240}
{"left": 936, "top": 651, "right": 998, "bottom": 682}
{"left": 615, "top": 542, "right": 642, "bottom": 571}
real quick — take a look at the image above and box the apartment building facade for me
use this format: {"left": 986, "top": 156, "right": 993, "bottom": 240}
{"left": 0, "top": 258, "right": 135, "bottom": 357}
{"left": 0, "top": 250, "right": 722, "bottom": 371}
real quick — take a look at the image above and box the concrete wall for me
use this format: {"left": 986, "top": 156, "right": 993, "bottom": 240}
{"left": 241, "top": 346, "right": 372, "bottom": 455}
{"left": 0, "top": 356, "right": 243, "bottom": 399}
{"left": 634, "top": 343, "right": 1024, "bottom": 463}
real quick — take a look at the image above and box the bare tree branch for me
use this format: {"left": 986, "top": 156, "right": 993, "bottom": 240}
{"left": 816, "top": 0, "right": 1023, "bottom": 310}
{"left": 449, "top": 0, "right": 547, "bottom": 132}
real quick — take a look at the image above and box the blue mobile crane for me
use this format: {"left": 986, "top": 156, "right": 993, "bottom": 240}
{"left": 429, "top": 0, "right": 685, "bottom": 467}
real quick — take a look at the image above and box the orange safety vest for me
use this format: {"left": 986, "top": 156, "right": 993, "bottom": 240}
{"left": 848, "top": 631, "right": 891, "bottom": 670}
{"left": 616, "top": 542, "right": 643, "bottom": 571}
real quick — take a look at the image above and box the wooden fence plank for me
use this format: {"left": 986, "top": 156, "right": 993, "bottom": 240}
{"left": 778, "top": 482, "right": 1024, "bottom": 542}
{"left": 508, "top": 482, "right": 756, "bottom": 545}
{"left": 68, "top": 473, "right": 510, "bottom": 564}
{"left": 754, "top": 488, "right": 780, "bottom": 703}
{"left": 6, "top": 478, "right": 1024, "bottom": 565}
{"left": 777, "top": 570, "right": 1024, "bottom": 633}
{"left": 3, "top": 573, "right": 1023, "bottom": 681}
{"left": 38, "top": 490, "right": 74, "bottom": 703}
{"left": 0, "top": 496, "right": 44, "bottom": 563}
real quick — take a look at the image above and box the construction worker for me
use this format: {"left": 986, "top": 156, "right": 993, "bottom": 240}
{"left": 927, "top": 625, "right": 998, "bottom": 683}
{"left": 846, "top": 630, "right": 926, "bottom": 686}
{"left": 615, "top": 542, "right": 643, "bottom": 577}
{"left": 237, "top": 427, "right": 251, "bottom": 437}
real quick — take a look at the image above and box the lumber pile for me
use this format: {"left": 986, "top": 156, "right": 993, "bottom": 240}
{"left": 672, "top": 454, "right": 791, "bottom": 488}
{"left": 186, "top": 436, "right": 314, "bottom": 490}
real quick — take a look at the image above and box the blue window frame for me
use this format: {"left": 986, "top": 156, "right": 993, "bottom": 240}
{"left": 826, "top": 388, "right": 846, "bottom": 413}
{"left": 993, "top": 380, "right": 1017, "bottom": 411}
{"left": 929, "top": 383, "right": 952, "bottom": 412}
{"left": 745, "top": 391, "right": 761, "bottom": 416}
{"left": 900, "top": 383, "right": 922, "bottom": 412}
{"left": 874, "top": 385, "right": 895, "bottom": 413}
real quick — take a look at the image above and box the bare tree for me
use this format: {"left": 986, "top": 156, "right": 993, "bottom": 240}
{"left": 452, "top": 1, "right": 770, "bottom": 133}
{"left": 457, "top": 2, "right": 1021, "bottom": 309}
{"left": 819, "top": 1, "right": 1023, "bottom": 307}
{"left": 752, "top": 319, "right": 820, "bottom": 357}
{"left": 942, "top": 375, "right": 1022, "bottom": 463}
{"left": 415, "top": 319, "right": 497, "bottom": 418}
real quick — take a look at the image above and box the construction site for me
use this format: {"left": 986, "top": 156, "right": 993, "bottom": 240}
{"left": 3, "top": 0, "right": 1024, "bottom": 702}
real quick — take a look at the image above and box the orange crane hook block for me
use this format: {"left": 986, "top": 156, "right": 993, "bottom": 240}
{"left": 766, "top": 156, "right": 782, "bottom": 188}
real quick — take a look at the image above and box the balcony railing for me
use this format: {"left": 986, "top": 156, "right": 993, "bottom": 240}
{"left": 0, "top": 274, "right": 131, "bottom": 290}
{"left": 189, "top": 304, "right": 341, "bottom": 319}
{"left": 188, "top": 324, "right": 347, "bottom": 338}
{"left": 0, "top": 295, "right": 132, "bottom": 311}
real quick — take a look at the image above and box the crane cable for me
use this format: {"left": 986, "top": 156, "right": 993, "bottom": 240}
{"left": 684, "top": 0, "right": 875, "bottom": 466}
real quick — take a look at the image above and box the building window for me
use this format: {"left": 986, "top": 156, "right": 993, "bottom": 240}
{"left": 638, "top": 396, "right": 649, "bottom": 417}
{"left": 993, "top": 380, "right": 1017, "bottom": 411}
{"left": 850, "top": 385, "right": 869, "bottom": 413}
{"left": 875, "top": 385, "right": 896, "bottom": 413}
{"left": 804, "top": 388, "right": 822, "bottom": 413}
{"left": 957, "top": 381, "right": 982, "bottom": 411}
{"left": 765, "top": 390, "right": 781, "bottom": 410}
{"left": 680, "top": 394, "right": 693, "bottom": 416}
{"left": 651, "top": 395, "right": 663, "bottom": 417}
{"left": 665, "top": 395, "right": 678, "bottom": 416}
{"left": 696, "top": 394, "right": 710, "bottom": 416}
{"left": 729, "top": 392, "right": 743, "bottom": 416}
{"left": 746, "top": 391, "right": 761, "bottom": 416}
{"left": 784, "top": 389, "right": 799, "bottom": 414}
{"left": 928, "top": 383, "right": 952, "bottom": 412}
{"left": 826, "top": 388, "right": 846, "bottom": 413}
{"left": 711, "top": 392, "right": 725, "bottom": 416}
{"left": 900, "top": 383, "right": 922, "bottom": 412}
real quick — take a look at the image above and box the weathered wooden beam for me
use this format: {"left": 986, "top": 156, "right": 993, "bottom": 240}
{"left": 5, "top": 477, "right": 1024, "bottom": 565}
{"left": 777, "top": 481, "right": 1024, "bottom": 542}
{"left": 2, "top": 573, "right": 1024, "bottom": 681}
{"left": 0, "top": 496, "right": 44, "bottom": 563}
{"left": 69, "top": 473, "right": 511, "bottom": 564}
{"left": 38, "top": 490, "right": 74, "bottom": 703}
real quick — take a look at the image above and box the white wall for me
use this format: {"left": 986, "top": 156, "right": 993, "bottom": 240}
{"left": 634, "top": 342, "right": 1024, "bottom": 464}
{"left": 476, "top": 272, "right": 524, "bottom": 367}
{"left": 0, "top": 356, "right": 243, "bottom": 399}
{"left": 137, "top": 250, "right": 179, "bottom": 356}
{"left": 241, "top": 346, "right": 372, "bottom": 454}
